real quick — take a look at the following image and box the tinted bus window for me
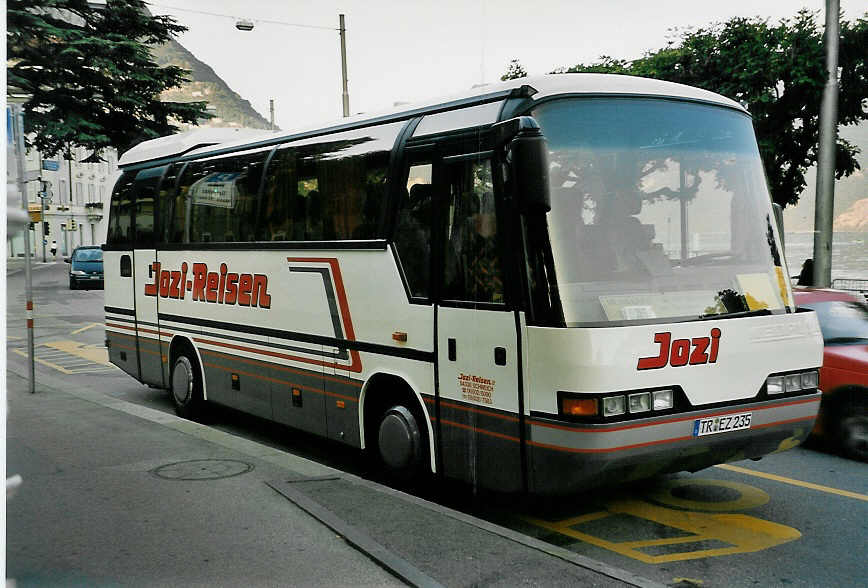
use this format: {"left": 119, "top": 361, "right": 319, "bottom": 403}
{"left": 107, "top": 172, "right": 135, "bottom": 245}
{"left": 170, "top": 150, "right": 268, "bottom": 243}
{"left": 157, "top": 164, "right": 182, "bottom": 242}
{"left": 259, "top": 122, "right": 403, "bottom": 241}
{"left": 133, "top": 166, "right": 166, "bottom": 246}
{"left": 394, "top": 162, "right": 433, "bottom": 298}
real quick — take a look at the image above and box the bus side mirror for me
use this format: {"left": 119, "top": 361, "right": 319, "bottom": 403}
{"left": 493, "top": 116, "right": 551, "bottom": 215}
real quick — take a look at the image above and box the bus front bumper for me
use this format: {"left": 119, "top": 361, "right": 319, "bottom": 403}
{"left": 526, "top": 392, "right": 821, "bottom": 495}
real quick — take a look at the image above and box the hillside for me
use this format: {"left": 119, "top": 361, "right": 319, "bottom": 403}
{"left": 150, "top": 38, "right": 273, "bottom": 131}
{"left": 783, "top": 121, "right": 868, "bottom": 232}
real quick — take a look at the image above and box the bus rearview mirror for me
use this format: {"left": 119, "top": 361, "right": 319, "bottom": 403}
{"left": 493, "top": 116, "right": 551, "bottom": 215}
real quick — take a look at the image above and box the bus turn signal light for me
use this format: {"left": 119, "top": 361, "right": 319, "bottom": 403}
{"left": 561, "top": 397, "right": 597, "bottom": 416}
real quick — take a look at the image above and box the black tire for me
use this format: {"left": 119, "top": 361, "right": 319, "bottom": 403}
{"left": 838, "top": 404, "right": 868, "bottom": 462}
{"left": 375, "top": 403, "right": 428, "bottom": 481}
{"left": 170, "top": 349, "right": 205, "bottom": 421}
{"left": 69, "top": 278, "right": 77, "bottom": 290}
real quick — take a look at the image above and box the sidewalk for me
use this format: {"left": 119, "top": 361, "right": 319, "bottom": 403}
{"left": 5, "top": 369, "right": 659, "bottom": 587}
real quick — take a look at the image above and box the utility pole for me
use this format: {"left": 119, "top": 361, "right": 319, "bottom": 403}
{"left": 812, "top": 0, "right": 839, "bottom": 288}
{"left": 11, "top": 102, "right": 36, "bottom": 394}
{"left": 339, "top": 14, "right": 349, "bottom": 117}
{"left": 269, "top": 98, "right": 275, "bottom": 130}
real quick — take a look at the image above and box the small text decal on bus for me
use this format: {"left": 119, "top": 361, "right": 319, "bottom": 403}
{"left": 637, "top": 328, "right": 721, "bottom": 370}
{"left": 144, "top": 262, "right": 272, "bottom": 309}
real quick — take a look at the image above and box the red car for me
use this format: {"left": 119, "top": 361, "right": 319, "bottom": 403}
{"left": 793, "top": 287, "right": 868, "bottom": 461}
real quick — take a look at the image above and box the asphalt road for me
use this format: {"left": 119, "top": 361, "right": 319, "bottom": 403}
{"left": 6, "top": 261, "right": 868, "bottom": 588}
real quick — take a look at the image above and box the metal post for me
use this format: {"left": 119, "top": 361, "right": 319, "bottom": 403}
{"left": 12, "top": 103, "right": 36, "bottom": 394}
{"left": 40, "top": 189, "right": 47, "bottom": 262}
{"left": 269, "top": 98, "right": 275, "bottom": 130}
{"left": 339, "top": 14, "right": 349, "bottom": 117}
{"left": 812, "top": 0, "right": 839, "bottom": 288}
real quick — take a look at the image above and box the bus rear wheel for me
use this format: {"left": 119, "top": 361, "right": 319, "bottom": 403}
{"left": 376, "top": 404, "right": 426, "bottom": 478}
{"left": 171, "top": 351, "right": 205, "bottom": 421}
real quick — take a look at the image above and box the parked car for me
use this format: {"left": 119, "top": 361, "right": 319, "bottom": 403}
{"left": 65, "top": 246, "right": 104, "bottom": 290}
{"left": 793, "top": 287, "right": 868, "bottom": 461}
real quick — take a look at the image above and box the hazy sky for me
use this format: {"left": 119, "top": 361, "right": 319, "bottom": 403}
{"left": 147, "top": 1, "right": 865, "bottom": 131}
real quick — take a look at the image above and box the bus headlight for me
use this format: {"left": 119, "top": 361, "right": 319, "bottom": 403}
{"left": 628, "top": 392, "right": 651, "bottom": 413}
{"left": 801, "top": 370, "right": 819, "bottom": 389}
{"left": 602, "top": 395, "right": 626, "bottom": 417}
{"left": 785, "top": 373, "right": 803, "bottom": 392}
{"left": 652, "top": 389, "right": 674, "bottom": 410}
{"left": 766, "top": 376, "right": 785, "bottom": 395}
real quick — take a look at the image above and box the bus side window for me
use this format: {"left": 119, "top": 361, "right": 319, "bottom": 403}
{"left": 157, "top": 164, "right": 181, "bottom": 243}
{"left": 259, "top": 147, "right": 298, "bottom": 241}
{"left": 394, "top": 163, "right": 433, "bottom": 298}
{"left": 132, "top": 166, "right": 167, "bottom": 247}
{"left": 441, "top": 158, "right": 503, "bottom": 304}
{"left": 107, "top": 172, "right": 135, "bottom": 246}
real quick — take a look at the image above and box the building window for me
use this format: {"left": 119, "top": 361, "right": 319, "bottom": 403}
{"left": 75, "top": 182, "right": 83, "bottom": 205}
{"left": 87, "top": 184, "right": 95, "bottom": 203}
{"left": 59, "top": 180, "right": 67, "bottom": 204}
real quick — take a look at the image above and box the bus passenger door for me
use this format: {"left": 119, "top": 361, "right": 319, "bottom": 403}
{"left": 105, "top": 172, "right": 140, "bottom": 379}
{"left": 132, "top": 166, "right": 167, "bottom": 388}
{"left": 435, "top": 154, "right": 524, "bottom": 492}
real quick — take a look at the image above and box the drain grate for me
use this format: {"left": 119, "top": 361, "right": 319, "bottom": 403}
{"left": 152, "top": 459, "right": 253, "bottom": 481}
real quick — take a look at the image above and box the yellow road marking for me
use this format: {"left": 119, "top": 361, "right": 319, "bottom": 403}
{"left": 7, "top": 335, "right": 24, "bottom": 341}
{"left": 526, "top": 497, "right": 800, "bottom": 564}
{"left": 715, "top": 463, "right": 868, "bottom": 502}
{"left": 646, "top": 478, "right": 770, "bottom": 512}
{"left": 12, "top": 340, "right": 115, "bottom": 375}
{"left": 70, "top": 322, "right": 103, "bottom": 335}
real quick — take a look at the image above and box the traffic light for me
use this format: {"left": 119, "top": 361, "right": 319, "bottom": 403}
{"left": 43, "top": 221, "right": 50, "bottom": 235}
{"left": 70, "top": 219, "right": 77, "bottom": 231}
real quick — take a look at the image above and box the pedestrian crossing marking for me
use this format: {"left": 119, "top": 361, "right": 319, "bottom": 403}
{"left": 13, "top": 340, "right": 117, "bottom": 375}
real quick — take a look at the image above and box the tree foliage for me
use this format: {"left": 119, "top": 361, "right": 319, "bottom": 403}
{"left": 500, "top": 59, "right": 528, "bottom": 81}
{"left": 7, "top": 0, "right": 211, "bottom": 157}
{"left": 504, "top": 10, "right": 868, "bottom": 208}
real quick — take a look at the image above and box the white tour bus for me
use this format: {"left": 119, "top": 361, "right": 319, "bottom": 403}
{"left": 105, "top": 74, "right": 823, "bottom": 494}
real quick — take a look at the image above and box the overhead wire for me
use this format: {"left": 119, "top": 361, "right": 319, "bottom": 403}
{"left": 146, "top": 3, "right": 338, "bottom": 31}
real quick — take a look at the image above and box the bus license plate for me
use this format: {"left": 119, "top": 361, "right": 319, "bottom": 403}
{"left": 693, "top": 412, "right": 752, "bottom": 437}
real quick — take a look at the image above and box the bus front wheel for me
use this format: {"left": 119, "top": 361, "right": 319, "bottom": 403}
{"left": 171, "top": 352, "right": 204, "bottom": 421}
{"left": 376, "top": 404, "right": 425, "bottom": 477}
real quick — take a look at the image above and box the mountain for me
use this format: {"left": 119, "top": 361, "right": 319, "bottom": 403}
{"left": 150, "top": 38, "right": 273, "bottom": 131}
{"left": 783, "top": 121, "right": 868, "bottom": 233}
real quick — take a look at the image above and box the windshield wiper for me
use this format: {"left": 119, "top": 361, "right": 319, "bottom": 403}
{"left": 698, "top": 308, "right": 772, "bottom": 321}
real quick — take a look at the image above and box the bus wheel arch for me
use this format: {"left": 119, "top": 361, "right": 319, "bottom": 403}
{"left": 360, "top": 373, "right": 435, "bottom": 475}
{"left": 167, "top": 335, "right": 208, "bottom": 420}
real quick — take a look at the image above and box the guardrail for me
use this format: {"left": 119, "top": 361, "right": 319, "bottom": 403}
{"left": 832, "top": 278, "right": 868, "bottom": 303}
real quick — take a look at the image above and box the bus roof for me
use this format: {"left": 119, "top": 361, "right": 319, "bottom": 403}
{"left": 118, "top": 74, "right": 747, "bottom": 169}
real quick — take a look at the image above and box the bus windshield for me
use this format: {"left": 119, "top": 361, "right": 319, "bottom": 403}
{"left": 530, "top": 97, "right": 791, "bottom": 326}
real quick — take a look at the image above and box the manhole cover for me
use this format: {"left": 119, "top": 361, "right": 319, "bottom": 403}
{"left": 152, "top": 459, "right": 253, "bottom": 481}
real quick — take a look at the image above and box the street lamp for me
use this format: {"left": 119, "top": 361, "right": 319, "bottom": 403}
{"left": 234, "top": 14, "right": 350, "bottom": 118}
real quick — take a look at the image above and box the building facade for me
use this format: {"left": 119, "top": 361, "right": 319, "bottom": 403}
{"left": 7, "top": 143, "right": 117, "bottom": 260}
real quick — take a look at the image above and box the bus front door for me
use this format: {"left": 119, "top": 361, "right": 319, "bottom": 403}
{"left": 434, "top": 154, "right": 524, "bottom": 492}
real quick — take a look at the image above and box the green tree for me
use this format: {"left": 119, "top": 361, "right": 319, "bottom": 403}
{"left": 505, "top": 10, "right": 868, "bottom": 208}
{"left": 500, "top": 59, "right": 528, "bottom": 81}
{"left": 7, "top": 0, "right": 211, "bottom": 157}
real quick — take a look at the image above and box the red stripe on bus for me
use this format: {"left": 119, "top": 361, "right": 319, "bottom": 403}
{"left": 431, "top": 414, "right": 817, "bottom": 454}
{"left": 529, "top": 396, "right": 821, "bottom": 433}
{"left": 201, "top": 349, "right": 363, "bottom": 388}
{"left": 201, "top": 361, "right": 359, "bottom": 403}
{"left": 435, "top": 418, "right": 521, "bottom": 443}
{"left": 286, "top": 257, "right": 362, "bottom": 372}
{"left": 437, "top": 399, "right": 520, "bottom": 423}
{"left": 193, "top": 336, "right": 361, "bottom": 373}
